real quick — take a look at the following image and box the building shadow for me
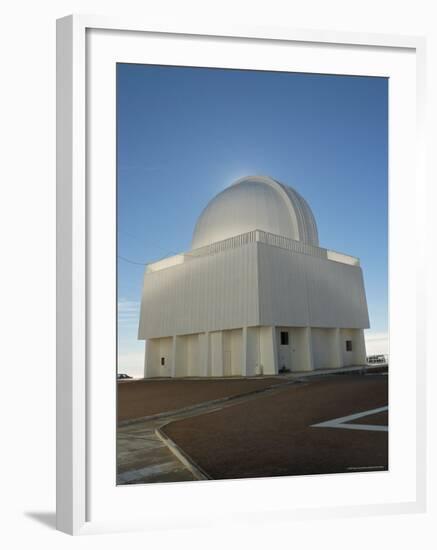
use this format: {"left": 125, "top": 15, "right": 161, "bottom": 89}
{"left": 25, "top": 511, "right": 56, "bottom": 530}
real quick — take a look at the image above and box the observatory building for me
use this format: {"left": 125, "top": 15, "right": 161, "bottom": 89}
{"left": 138, "top": 176, "right": 369, "bottom": 377}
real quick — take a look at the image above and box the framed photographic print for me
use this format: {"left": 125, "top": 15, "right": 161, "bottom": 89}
{"left": 56, "top": 15, "right": 427, "bottom": 535}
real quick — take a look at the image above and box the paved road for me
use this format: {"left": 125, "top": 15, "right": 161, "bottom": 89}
{"left": 117, "top": 377, "right": 288, "bottom": 422}
{"left": 163, "top": 374, "right": 388, "bottom": 479}
{"left": 117, "top": 370, "right": 388, "bottom": 484}
{"left": 117, "top": 379, "right": 299, "bottom": 484}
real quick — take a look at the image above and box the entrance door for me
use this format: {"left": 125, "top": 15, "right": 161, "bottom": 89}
{"left": 278, "top": 330, "right": 291, "bottom": 371}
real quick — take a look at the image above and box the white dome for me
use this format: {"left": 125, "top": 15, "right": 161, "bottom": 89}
{"left": 192, "top": 175, "right": 319, "bottom": 249}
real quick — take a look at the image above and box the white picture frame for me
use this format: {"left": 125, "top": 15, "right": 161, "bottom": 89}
{"left": 56, "top": 14, "right": 427, "bottom": 535}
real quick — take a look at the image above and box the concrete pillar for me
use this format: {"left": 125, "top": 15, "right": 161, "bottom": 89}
{"left": 259, "top": 326, "right": 278, "bottom": 375}
{"left": 143, "top": 340, "right": 149, "bottom": 378}
{"left": 229, "top": 329, "right": 243, "bottom": 376}
{"left": 210, "top": 331, "right": 224, "bottom": 377}
{"left": 242, "top": 327, "right": 258, "bottom": 376}
{"left": 353, "top": 329, "right": 367, "bottom": 365}
{"left": 328, "top": 328, "right": 342, "bottom": 369}
{"left": 198, "top": 332, "right": 210, "bottom": 376}
{"left": 144, "top": 338, "right": 159, "bottom": 378}
{"left": 242, "top": 327, "right": 248, "bottom": 376}
{"left": 296, "top": 327, "right": 313, "bottom": 372}
{"left": 172, "top": 335, "right": 186, "bottom": 377}
{"left": 185, "top": 334, "right": 197, "bottom": 376}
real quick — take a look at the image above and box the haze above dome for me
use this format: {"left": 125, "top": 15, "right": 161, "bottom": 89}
{"left": 191, "top": 175, "right": 319, "bottom": 249}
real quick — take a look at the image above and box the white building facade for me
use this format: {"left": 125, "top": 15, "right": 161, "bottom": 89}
{"left": 138, "top": 176, "right": 369, "bottom": 377}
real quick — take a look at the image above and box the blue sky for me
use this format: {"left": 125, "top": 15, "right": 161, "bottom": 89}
{"left": 117, "top": 64, "right": 388, "bottom": 376}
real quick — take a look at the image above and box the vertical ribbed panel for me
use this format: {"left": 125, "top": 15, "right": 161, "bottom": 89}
{"left": 257, "top": 243, "right": 369, "bottom": 329}
{"left": 139, "top": 240, "right": 369, "bottom": 340}
{"left": 139, "top": 242, "right": 259, "bottom": 338}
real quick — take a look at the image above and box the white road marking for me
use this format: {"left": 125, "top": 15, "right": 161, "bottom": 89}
{"left": 312, "top": 406, "right": 388, "bottom": 432}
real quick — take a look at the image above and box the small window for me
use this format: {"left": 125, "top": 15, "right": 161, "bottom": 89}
{"left": 160, "top": 357, "right": 165, "bottom": 366}
{"left": 280, "top": 331, "right": 289, "bottom": 346}
{"left": 346, "top": 340, "right": 353, "bottom": 352}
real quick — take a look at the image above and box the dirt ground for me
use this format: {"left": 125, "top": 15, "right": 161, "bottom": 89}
{"left": 161, "top": 374, "right": 388, "bottom": 479}
{"left": 117, "top": 377, "right": 288, "bottom": 421}
{"left": 351, "top": 410, "right": 388, "bottom": 425}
